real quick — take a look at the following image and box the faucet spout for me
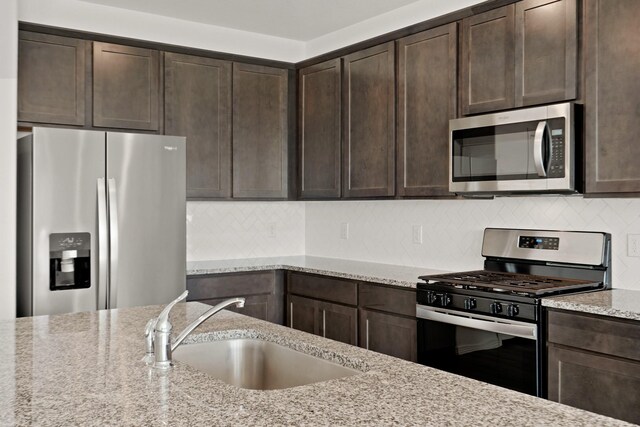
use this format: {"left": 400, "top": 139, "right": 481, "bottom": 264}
{"left": 171, "top": 297, "right": 245, "bottom": 353}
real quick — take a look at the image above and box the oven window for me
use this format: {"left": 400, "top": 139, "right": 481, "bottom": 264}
{"left": 418, "top": 320, "right": 537, "bottom": 396}
{"left": 451, "top": 118, "right": 564, "bottom": 182}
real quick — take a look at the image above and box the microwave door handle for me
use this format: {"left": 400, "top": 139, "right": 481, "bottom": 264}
{"left": 533, "top": 121, "right": 550, "bottom": 177}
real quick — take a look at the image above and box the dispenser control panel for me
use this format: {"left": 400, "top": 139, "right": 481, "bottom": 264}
{"left": 49, "top": 232, "right": 91, "bottom": 290}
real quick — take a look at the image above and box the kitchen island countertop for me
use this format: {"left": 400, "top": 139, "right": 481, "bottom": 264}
{"left": 0, "top": 302, "right": 632, "bottom": 426}
{"left": 187, "top": 256, "right": 449, "bottom": 288}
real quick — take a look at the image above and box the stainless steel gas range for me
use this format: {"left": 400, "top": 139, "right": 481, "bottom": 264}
{"left": 416, "top": 228, "right": 611, "bottom": 397}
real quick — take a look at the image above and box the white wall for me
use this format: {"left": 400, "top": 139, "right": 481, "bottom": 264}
{"left": 187, "top": 202, "right": 305, "bottom": 261}
{"left": 305, "top": 198, "right": 640, "bottom": 291}
{"left": 304, "top": 0, "right": 480, "bottom": 58}
{"left": 18, "top": 0, "right": 305, "bottom": 62}
{"left": 0, "top": 0, "right": 18, "bottom": 320}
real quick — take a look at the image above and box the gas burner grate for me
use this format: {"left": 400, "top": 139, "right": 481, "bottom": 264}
{"left": 419, "top": 270, "right": 601, "bottom": 296}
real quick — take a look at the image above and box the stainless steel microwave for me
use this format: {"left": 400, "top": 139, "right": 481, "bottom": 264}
{"left": 449, "top": 103, "right": 577, "bottom": 195}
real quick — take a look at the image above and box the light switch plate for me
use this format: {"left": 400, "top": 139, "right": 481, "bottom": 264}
{"left": 628, "top": 234, "right": 640, "bottom": 257}
{"left": 412, "top": 225, "right": 423, "bottom": 244}
{"left": 340, "top": 222, "right": 349, "bottom": 240}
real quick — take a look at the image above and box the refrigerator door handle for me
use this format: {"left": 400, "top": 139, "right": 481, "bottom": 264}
{"left": 97, "top": 178, "right": 108, "bottom": 310}
{"left": 107, "top": 178, "right": 119, "bottom": 309}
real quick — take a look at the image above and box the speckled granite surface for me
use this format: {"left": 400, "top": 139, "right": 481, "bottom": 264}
{"left": 187, "top": 256, "right": 448, "bottom": 288}
{"left": 543, "top": 289, "right": 640, "bottom": 321}
{"left": 0, "top": 302, "right": 632, "bottom": 426}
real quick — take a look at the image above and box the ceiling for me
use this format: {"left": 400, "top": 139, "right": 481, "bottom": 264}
{"left": 79, "top": 0, "right": 425, "bottom": 41}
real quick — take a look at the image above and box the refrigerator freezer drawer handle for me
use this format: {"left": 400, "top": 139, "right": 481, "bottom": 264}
{"left": 97, "top": 178, "right": 108, "bottom": 310}
{"left": 108, "top": 178, "right": 119, "bottom": 309}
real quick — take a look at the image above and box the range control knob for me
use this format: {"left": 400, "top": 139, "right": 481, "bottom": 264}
{"left": 426, "top": 291, "right": 438, "bottom": 305}
{"left": 507, "top": 304, "right": 520, "bottom": 317}
{"left": 490, "top": 302, "right": 503, "bottom": 314}
{"left": 440, "top": 293, "right": 452, "bottom": 307}
{"left": 464, "top": 298, "right": 477, "bottom": 310}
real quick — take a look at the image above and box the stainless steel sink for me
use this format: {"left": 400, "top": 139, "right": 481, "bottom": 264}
{"left": 173, "top": 338, "right": 360, "bottom": 390}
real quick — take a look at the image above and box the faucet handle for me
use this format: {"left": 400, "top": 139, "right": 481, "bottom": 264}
{"left": 155, "top": 290, "right": 189, "bottom": 332}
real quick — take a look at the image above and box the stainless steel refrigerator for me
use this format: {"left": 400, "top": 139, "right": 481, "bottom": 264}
{"left": 17, "top": 127, "right": 186, "bottom": 317}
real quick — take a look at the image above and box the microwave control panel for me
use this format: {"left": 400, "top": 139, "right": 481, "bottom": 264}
{"left": 547, "top": 127, "right": 565, "bottom": 178}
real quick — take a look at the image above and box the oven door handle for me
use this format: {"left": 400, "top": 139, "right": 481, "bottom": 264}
{"left": 416, "top": 305, "right": 537, "bottom": 340}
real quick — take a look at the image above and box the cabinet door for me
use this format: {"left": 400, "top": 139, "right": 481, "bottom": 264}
{"left": 288, "top": 295, "right": 319, "bottom": 336}
{"left": 93, "top": 42, "right": 159, "bottom": 130}
{"left": 186, "top": 271, "right": 284, "bottom": 324}
{"left": 318, "top": 301, "right": 358, "bottom": 345}
{"left": 515, "top": 0, "right": 577, "bottom": 107}
{"left": 165, "top": 53, "right": 232, "bottom": 199}
{"left": 461, "top": 5, "right": 515, "bottom": 115}
{"left": 397, "top": 23, "right": 457, "bottom": 197}
{"left": 232, "top": 63, "right": 289, "bottom": 198}
{"left": 359, "top": 309, "right": 417, "bottom": 362}
{"left": 197, "top": 294, "right": 270, "bottom": 321}
{"left": 548, "top": 344, "right": 640, "bottom": 424}
{"left": 585, "top": 0, "right": 640, "bottom": 194}
{"left": 343, "top": 42, "right": 395, "bottom": 198}
{"left": 18, "top": 31, "right": 86, "bottom": 126}
{"left": 299, "top": 59, "right": 342, "bottom": 199}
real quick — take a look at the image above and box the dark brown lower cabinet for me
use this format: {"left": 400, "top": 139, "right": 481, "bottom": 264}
{"left": 547, "top": 309, "right": 640, "bottom": 424}
{"left": 359, "top": 309, "right": 417, "bottom": 362}
{"left": 287, "top": 294, "right": 358, "bottom": 346}
{"left": 186, "top": 271, "right": 284, "bottom": 324}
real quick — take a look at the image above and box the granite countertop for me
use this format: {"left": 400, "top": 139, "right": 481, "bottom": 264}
{"left": 0, "top": 303, "right": 632, "bottom": 426}
{"left": 543, "top": 289, "right": 640, "bottom": 321}
{"left": 187, "top": 256, "right": 449, "bottom": 289}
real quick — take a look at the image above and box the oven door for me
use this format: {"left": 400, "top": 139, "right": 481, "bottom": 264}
{"left": 417, "top": 304, "right": 541, "bottom": 396}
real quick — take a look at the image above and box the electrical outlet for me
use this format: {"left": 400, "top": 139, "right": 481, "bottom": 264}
{"left": 268, "top": 223, "right": 276, "bottom": 238}
{"left": 412, "top": 225, "right": 423, "bottom": 244}
{"left": 628, "top": 234, "right": 640, "bottom": 257}
{"left": 340, "top": 222, "right": 349, "bottom": 240}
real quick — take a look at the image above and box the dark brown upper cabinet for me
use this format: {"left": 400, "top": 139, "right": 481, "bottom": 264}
{"left": 515, "top": 0, "right": 577, "bottom": 107}
{"left": 462, "top": 0, "right": 577, "bottom": 115}
{"left": 18, "top": 31, "right": 86, "bottom": 126}
{"left": 164, "top": 53, "right": 232, "bottom": 199}
{"left": 298, "top": 59, "right": 342, "bottom": 199}
{"left": 462, "top": 5, "right": 516, "bottom": 115}
{"left": 93, "top": 42, "right": 159, "bottom": 130}
{"left": 397, "top": 23, "right": 457, "bottom": 197}
{"left": 584, "top": 0, "right": 640, "bottom": 194}
{"left": 342, "top": 42, "right": 396, "bottom": 198}
{"left": 232, "top": 63, "right": 289, "bottom": 199}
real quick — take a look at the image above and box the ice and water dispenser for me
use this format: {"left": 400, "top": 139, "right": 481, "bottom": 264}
{"left": 49, "top": 233, "right": 91, "bottom": 290}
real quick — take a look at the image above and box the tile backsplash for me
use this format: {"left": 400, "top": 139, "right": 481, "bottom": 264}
{"left": 187, "top": 197, "right": 640, "bottom": 291}
{"left": 187, "top": 201, "right": 305, "bottom": 260}
{"left": 305, "top": 198, "right": 640, "bottom": 291}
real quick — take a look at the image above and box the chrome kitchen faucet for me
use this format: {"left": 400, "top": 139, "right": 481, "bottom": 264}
{"left": 144, "top": 290, "right": 245, "bottom": 369}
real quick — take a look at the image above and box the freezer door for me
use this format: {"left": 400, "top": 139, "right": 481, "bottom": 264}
{"left": 106, "top": 133, "right": 186, "bottom": 308}
{"left": 30, "top": 128, "right": 106, "bottom": 316}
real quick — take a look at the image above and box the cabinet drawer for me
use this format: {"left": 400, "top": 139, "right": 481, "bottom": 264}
{"left": 359, "top": 283, "right": 416, "bottom": 317}
{"left": 547, "top": 309, "right": 640, "bottom": 362}
{"left": 187, "top": 271, "right": 276, "bottom": 300}
{"left": 287, "top": 272, "right": 357, "bottom": 305}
